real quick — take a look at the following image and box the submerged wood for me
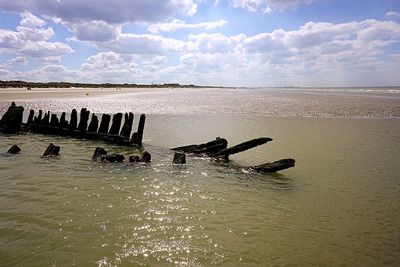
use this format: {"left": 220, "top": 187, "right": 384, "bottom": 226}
{"left": 7, "top": 144, "right": 21, "bottom": 154}
{"left": 171, "top": 136, "right": 294, "bottom": 172}
{"left": 211, "top": 137, "right": 273, "bottom": 159}
{"left": 93, "top": 147, "right": 151, "bottom": 163}
{"left": 129, "top": 151, "right": 151, "bottom": 163}
{"left": 249, "top": 159, "right": 295, "bottom": 173}
{"left": 173, "top": 152, "right": 186, "bottom": 164}
{"left": 92, "top": 147, "right": 107, "bottom": 160}
{"left": 0, "top": 103, "right": 294, "bottom": 173}
{"left": 103, "top": 154, "right": 125, "bottom": 162}
{"left": 172, "top": 137, "right": 271, "bottom": 160}
{"left": 172, "top": 137, "right": 228, "bottom": 154}
{"left": 43, "top": 143, "right": 60, "bottom": 157}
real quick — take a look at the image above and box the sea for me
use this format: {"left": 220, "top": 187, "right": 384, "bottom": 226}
{"left": 0, "top": 87, "right": 399, "bottom": 266}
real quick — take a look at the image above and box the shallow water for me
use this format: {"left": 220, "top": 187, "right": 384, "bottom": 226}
{"left": 1, "top": 88, "right": 400, "bottom": 266}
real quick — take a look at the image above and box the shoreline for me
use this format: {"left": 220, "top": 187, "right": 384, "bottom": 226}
{"left": 0, "top": 87, "right": 170, "bottom": 100}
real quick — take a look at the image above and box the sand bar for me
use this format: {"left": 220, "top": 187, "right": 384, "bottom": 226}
{"left": 0, "top": 87, "right": 168, "bottom": 100}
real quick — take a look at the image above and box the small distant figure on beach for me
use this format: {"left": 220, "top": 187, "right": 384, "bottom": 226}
{"left": 26, "top": 87, "right": 31, "bottom": 91}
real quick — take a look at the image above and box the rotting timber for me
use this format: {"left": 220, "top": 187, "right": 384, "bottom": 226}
{"left": 0, "top": 102, "right": 146, "bottom": 147}
{"left": 172, "top": 137, "right": 295, "bottom": 173}
{"left": 1, "top": 102, "right": 295, "bottom": 173}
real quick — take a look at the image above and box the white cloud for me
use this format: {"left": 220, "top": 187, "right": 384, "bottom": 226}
{"left": 386, "top": 11, "right": 400, "bottom": 17}
{"left": 42, "top": 64, "right": 67, "bottom": 73}
{"left": 97, "top": 33, "right": 186, "bottom": 54}
{"left": 1, "top": 15, "right": 400, "bottom": 87}
{"left": 174, "top": 18, "right": 400, "bottom": 86}
{"left": 187, "top": 33, "right": 237, "bottom": 53}
{"left": 41, "top": 56, "right": 62, "bottom": 64}
{"left": 82, "top": 51, "right": 137, "bottom": 70}
{"left": 148, "top": 19, "right": 227, "bottom": 33}
{"left": 241, "top": 19, "right": 400, "bottom": 56}
{"left": 64, "top": 20, "right": 121, "bottom": 42}
{"left": 20, "top": 12, "right": 45, "bottom": 27}
{"left": 19, "top": 41, "right": 72, "bottom": 58}
{"left": 231, "top": 0, "right": 316, "bottom": 13}
{"left": 0, "top": 12, "right": 73, "bottom": 58}
{"left": 0, "top": 0, "right": 197, "bottom": 24}
{"left": 7, "top": 56, "right": 28, "bottom": 65}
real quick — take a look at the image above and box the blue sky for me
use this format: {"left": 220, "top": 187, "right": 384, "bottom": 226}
{"left": 0, "top": 0, "right": 399, "bottom": 87}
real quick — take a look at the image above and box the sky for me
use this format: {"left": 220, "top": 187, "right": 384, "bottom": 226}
{"left": 0, "top": 0, "right": 399, "bottom": 87}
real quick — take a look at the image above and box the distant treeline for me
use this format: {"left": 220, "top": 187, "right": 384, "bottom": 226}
{"left": 0, "top": 80, "right": 216, "bottom": 89}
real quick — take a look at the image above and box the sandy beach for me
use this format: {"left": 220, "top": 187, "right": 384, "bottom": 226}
{"left": 0, "top": 87, "right": 169, "bottom": 100}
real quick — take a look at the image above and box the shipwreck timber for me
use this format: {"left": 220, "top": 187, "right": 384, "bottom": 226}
{"left": 0, "top": 103, "right": 146, "bottom": 147}
{"left": 172, "top": 137, "right": 295, "bottom": 173}
{"left": 1, "top": 102, "right": 295, "bottom": 173}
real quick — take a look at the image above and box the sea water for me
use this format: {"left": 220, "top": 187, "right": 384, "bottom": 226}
{"left": 0, "top": 88, "right": 399, "bottom": 266}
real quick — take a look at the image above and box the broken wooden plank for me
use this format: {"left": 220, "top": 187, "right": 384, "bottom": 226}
{"left": 249, "top": 159, "right": 295, "bottom": 173}
{"left": 211, "top": 137, "right": 273, "bottom": 159}
{"left": 171, "top": 137, "right": 228, "bottom": 154}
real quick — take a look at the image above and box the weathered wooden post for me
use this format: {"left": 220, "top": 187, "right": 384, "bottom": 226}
{"left": 41, "top": 111, "right": 50, "bottom": 126}
{"left": 27, "top": 110, "right": 34, "bottom": 125}
{"left": 50, "top": 114, "right": 59, "bottom": 128}
{"left": 88, "top": 113, "right": 99, "bottom": 132}
{"left": 34, "top": 110, "right": 43, "bottom": 124}
{"left": 69, "top": 109, "right": 77, "bottom": 131}
{"left": 109, "top": 113, "right": 123, "bottom": 135}
{"left": 0, "top": 102, "right": 24, "bottom": 134}
{"left": 78, "top": 108, "right": 90, "bottom": 133}
{"left": 132, "top": 114, "right": 146, "bottom": 146}
{"left": 59, "top": 112, "right": 67, "bottom": 128}
{"left": 120, "top": 112, "right": 133, "bottom": 138}
{"left": 98, "top": 114, "right": 111, "bottom": 134}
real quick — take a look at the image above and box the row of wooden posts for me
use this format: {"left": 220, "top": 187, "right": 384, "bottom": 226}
{"left": 1, "top": 102, "right": 296, "bottom": 172}
{"left": 23, "top": 107, "right": 146, "bottom": 146}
